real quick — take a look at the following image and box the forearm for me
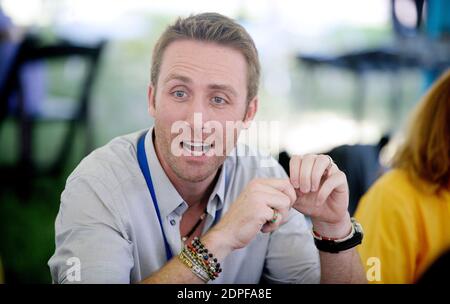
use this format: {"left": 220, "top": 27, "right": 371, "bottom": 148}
{"left": 140, "top": 257, "right": 204, "bottom": 284}
{"left": 313, "top": 213, "right": 367, "bottom": 284}
{"left": 319, "top": 248, "right": 366, "bottom": 284}
{"left": 140, "top": 230, "right": 232, "bottom": 284}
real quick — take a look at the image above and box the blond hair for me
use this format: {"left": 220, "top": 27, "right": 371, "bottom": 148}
{"left": 392, "top": 69, "right": 450, "bottom": 192}
{"left": 150, "top": 12, "right": 260, "bottom": 102}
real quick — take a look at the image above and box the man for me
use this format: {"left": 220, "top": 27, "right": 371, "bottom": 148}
{"left": 48, "top": 12, "right": 366, "bottom": 284}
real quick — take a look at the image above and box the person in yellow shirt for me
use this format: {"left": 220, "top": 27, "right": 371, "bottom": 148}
{"left": 355, "top": 69, "right": 450, "bottom": 284}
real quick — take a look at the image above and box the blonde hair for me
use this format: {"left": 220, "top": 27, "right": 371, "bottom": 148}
{"left": 150, "top": 12, "right": 260, "bottom": 102}
{"left": 392, "top": 69, "right": 450, "bottom": 192}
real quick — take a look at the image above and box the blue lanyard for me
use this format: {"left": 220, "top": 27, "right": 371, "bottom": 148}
{"left": 137, "top": 131, "right": 222, "bottom": 261}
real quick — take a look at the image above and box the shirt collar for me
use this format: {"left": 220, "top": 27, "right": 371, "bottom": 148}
{"left": 144, "top": 127, "right": 226, "bottom": 218}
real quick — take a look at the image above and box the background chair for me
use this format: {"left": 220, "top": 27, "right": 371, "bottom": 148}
{"left": 0, "top": 33, "right": 105, "bottom": 195}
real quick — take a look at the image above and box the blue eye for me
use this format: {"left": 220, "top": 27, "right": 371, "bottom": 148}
{"left": 172, "top": 90, "right": 187, "bottom": 99}
{"left": 211, "top": 96, "right": 226, "bottom": 105}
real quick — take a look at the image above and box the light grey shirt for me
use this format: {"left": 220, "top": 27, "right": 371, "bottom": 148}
{"left": 48, "top": 128, "right": 320, "bottom": 284}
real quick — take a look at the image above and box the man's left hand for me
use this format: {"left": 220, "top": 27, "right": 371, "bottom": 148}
{"left": 289, "top": 154, "right": 352, "bottom": 239}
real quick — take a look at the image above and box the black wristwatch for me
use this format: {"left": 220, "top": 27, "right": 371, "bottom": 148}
{"left": 312, "top": 218, "right": 364, "bottom": 254}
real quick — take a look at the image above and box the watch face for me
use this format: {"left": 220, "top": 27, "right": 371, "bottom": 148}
{"left": 351, "top": 218, "right": 364, "bottom": 235}
{"left": 355, "top": 224, "right": 364, "bottom": 238}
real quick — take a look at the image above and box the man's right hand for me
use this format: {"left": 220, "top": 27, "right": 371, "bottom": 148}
{"left": 143, "top": 178, "right": 297, "bottom": 284}
{"left": 204, "top": 178, "right": 297, "bottom": 258}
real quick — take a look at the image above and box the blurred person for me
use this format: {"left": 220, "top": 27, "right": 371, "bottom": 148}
{"left": 48, "top": 13, "right": 366, "bottom": 284}
{"left": 355, "top": 69, "right": 450, "bottom": 284}
{"left": 0, "top": 6, "right": 16, "bottom": 80}
{"left": 0, "top": 7, "right": 45, "bottom": 120}
{"left": 0, "top": 6, "right": 16, "bottom": 120}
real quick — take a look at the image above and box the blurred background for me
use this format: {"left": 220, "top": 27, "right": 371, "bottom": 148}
{"left": 0, "top": 0, "right": 449, "bottom": 283}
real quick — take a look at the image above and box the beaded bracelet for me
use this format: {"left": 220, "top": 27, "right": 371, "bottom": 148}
{"left": 178, "top": 248, "right": 210, "bottom": 283}
{"left": 183, "top": 244, "right": 217, "bottom": 281}
{"left": 189, "top": 237, "right": 222, "bottom": 279}
{"left": 182, "top": 246, "right": 213, "bottom": 281}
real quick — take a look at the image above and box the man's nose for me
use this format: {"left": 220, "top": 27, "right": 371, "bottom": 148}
{"left": 184, "top": 98, "right": 209, "bottom": 140}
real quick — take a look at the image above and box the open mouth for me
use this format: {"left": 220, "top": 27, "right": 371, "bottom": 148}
{"left": 181, "top": 141, "right": 214, "bottom": 156}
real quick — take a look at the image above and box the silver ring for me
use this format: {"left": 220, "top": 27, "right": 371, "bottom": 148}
{"left": 326, "top": 155, "right": 333, "bottom": 171}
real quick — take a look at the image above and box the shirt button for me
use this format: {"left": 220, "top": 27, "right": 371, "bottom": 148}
{"left": 170, "top": 219, "right": 176, "bottom": 226}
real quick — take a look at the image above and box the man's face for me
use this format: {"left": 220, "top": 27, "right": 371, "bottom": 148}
{"left": 148, "top": 39, "right": 257, "bottom": 183}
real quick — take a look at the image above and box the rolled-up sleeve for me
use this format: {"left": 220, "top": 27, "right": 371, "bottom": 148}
{"left": 48, "top": 175, "right": 134, "bottom": 283}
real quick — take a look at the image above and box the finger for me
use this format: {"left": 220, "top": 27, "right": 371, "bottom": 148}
{"left": 299, "top": 154, "right": 315, "bottom": 193}
{"left": 311, "top": 154, "right": 332, "bottom": 192}
{"left": 316, "top": 171, "right": 348, "bottom": 206}
{"left": 248, "top": 180, "right": 293, "bottom": 223}
{"left": 252, "top": 187, "right": 291, "bottom": 212}
{"left": 257, "top": 178, "right": 297, "bottom": 205}
{"left": 289, "top": 155, "right": 302, "bottom": 189}
{"left": 253, "top": 181, "right": 295, "bottom": 208}
{"left": 260, "top": 204, "right": 275, "bottom": 224}
{"left": 256, "top": 192, "right": 291, "bottom": 221}
{"left": 327, "top": 161, "right": 340, "bottom": 175}
{"left": 261, "top": 212, "right": 283, "bottom": 233}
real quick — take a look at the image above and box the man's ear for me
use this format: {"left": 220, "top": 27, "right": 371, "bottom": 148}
{"left": 243, "top": 96, "right": 258, "bottom": 129}
{"left": 148, "top": 85, "right": 156, "bottom": 117}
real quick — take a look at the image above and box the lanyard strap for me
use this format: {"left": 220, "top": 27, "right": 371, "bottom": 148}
{"left": 137, "top": 131, "right": 173, "bottom": 260}
{"left": 137, "top": 130, "right": 223, "bottom": 261}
